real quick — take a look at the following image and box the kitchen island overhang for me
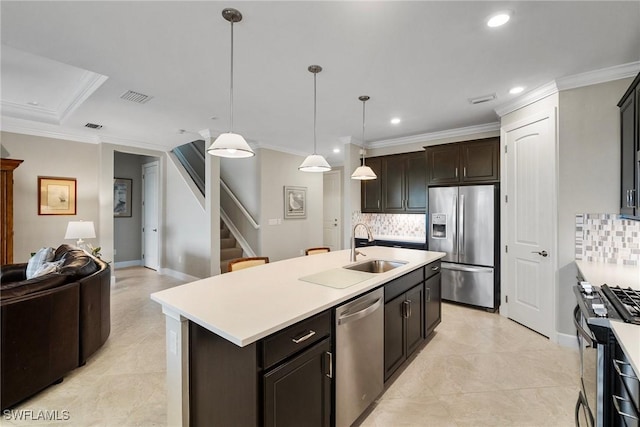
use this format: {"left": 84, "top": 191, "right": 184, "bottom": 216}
{"left": 151, "top": 246, "right": 445, "bottom": 426}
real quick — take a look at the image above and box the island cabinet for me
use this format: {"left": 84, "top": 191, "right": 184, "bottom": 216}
{"left": 383, "top": 267, "right": 425, "bottom": 380}
{"left": 189, "top": 310, "right": 332, "bottom": 427}
{"left": 618, "top": 72, "right": 640, "bottom": 217}
{"left": 424, "top": 261, "right": 442, "bottom": 336}
{"left": 425, "top": 137, "right": 499, "bottom": 186}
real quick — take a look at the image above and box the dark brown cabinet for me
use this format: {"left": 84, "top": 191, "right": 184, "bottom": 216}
{"left": 426, "top": 137, "right": 499, "bottom": 186}
{"left": 361, "top": 157, "right": 383, "bottom": 212}
{"left": 1, "top": 159, "right": 23, "bottom": 265}
{"left": 424, "top": 270, "right": 442, "bottom": 337}
{"left": 618, "top": 72, "right": 640, "bottom": 217}
{"left": 189, "top": 310, "right": 332, "bottom": 427}
{"left": 263, "top": 338, "right": 332, "bottom": 427}
{"left": 362, "top": 152, "right": 426, "bottom": 214}
{"left": 383, "top": 267, "right": 426, "bottom": 380}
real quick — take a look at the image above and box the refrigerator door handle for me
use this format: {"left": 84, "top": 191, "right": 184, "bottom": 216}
{"left": 459, "top": 194, "right": 465, "bottom": 256}
{"left": 441, "top": 262, "right": 493, "bottom": 273}
{"left": 451, "top": 196, "right": 457, "bottom": 256}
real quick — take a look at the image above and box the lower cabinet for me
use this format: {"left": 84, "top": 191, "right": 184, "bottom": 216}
{"left": 263, "top": 338, "right": 332, "bottom": 427}
{"left": 424, "top": 271, "right": 442, "bottom": 337}
{"left": 384, "top": 282, "right": 424, "bottom": 381}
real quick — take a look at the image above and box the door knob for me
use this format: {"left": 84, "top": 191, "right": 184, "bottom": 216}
{"left": 153, "top": 228, "right": 158, "bottom": 232}
{"left": 531, "top": 250, "right": 548, "bottom": 257}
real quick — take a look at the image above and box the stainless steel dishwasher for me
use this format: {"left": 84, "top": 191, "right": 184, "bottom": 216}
{"left": 335, "top": 287, "right": 384, "bottom": 427}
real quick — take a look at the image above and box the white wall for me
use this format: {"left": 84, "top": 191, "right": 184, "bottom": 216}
{"left": 220, "top": 154, "right": 260, "bottom": 220}
{"left": 113, "top": 151, "right": 143, "bottom": 263}
{"left": 556, "top": 77, "right": 632, "bottom": 334}
{"left": 259, "top": 149, "right": 323, "bottom": 261}
{"left": 1, "top": 131, "right": 100, "bottom": 262}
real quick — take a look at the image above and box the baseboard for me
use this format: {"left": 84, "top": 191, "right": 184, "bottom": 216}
{"left": 160, "top": 268, "right": 200, "bottom": 283}
{"left": 556, "top": 332, "right": 578, "bottom": 349}
{"left": 114, "top": 260, "right": 143, "bottom": 269}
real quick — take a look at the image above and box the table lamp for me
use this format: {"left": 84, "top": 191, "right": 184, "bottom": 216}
{"left": 64, "top": 220, "right": 96, "bottom": 249}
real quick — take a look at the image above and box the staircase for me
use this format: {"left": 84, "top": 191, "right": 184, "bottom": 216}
{"left": 220, "top": 221, "right": 243, "bottom": 273}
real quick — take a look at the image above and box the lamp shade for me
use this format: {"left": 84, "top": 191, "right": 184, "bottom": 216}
{"left": 351, "top": 165, "right": 378, "bottom": 180}
{"left": 64, "top": 221, "right": 96, "bottom": 240}
{"left": 207, "top": 133, "right": 255, "bottom": 158}
{"left": 298, "top": 154, "right": 331, "bottom": 172}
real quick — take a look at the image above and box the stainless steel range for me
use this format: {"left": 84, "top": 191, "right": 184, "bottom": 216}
{"left": 573, "top": 282, "right": 640, "bottom": 426}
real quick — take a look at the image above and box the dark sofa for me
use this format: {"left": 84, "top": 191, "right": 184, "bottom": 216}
{"left": 0, "top": 244, "right": 111, "bottom": 410}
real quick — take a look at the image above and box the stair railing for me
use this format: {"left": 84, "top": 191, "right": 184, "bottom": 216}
{"left": 221, "top": 180, "right": 259, "bottom": 229}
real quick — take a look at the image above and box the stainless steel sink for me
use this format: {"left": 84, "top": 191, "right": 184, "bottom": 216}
{"left": 343, "top": 259, "right": 407, "bottom": 274}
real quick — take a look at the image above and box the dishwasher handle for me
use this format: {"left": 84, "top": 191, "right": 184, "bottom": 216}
{"left": 337, "top": 297, "right": 383, "bottom": 325}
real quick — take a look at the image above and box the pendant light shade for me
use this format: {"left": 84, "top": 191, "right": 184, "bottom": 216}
{"left": 207, "top": 8, "right": 255, "bottom": 158}
{"left": 351, "top": 95, "right": 377, "bottom": 180}
{"left": 299, "top": 65, "right": 331, "bottom": 173}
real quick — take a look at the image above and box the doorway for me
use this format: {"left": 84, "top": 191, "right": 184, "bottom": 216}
{"left": 323, "top": 170, "right": 342, "bottom": 250}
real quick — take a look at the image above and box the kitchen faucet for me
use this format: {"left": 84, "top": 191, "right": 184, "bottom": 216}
{"left": 351, "top": 222, "right": 374, "bottom": 262}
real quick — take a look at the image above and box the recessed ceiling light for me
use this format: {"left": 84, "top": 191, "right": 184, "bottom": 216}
{"left": 27, "top": 101, "right": 39, "bottom": 106}
{"left": 509, "top": 86, "right": 525, "bottom": 95}
{"left": 333, "top": 148, "right": 340, "bottom": 154}
{"left": 390, "top": 117, "right": 401, "bottom": 125}
{"left": 487, "top": 11, "right": 512, "bottom": 28}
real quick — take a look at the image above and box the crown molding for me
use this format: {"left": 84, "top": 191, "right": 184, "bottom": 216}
{"left": 556, "top": 61, "right": 640, "bottom": 91}
{"left": 1, "top": 100, "right": 61, "bottom": 124}
{"left": 59, "top": 72, "right": 109, "bottom": 123}
{"left": 495, "top": 61, "right": 640, "bottom": 117}
{"left": 494, "top": 81, "right": 559, "bottom": 118}
{"left": 0, "top": 116, "right": 168, "bottom": 152}
{"left": 367, "top": 122, "right": 500, "bottom": 148}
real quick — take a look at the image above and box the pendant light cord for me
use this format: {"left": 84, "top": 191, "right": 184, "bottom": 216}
{"left": 361, "top": 99, "right": 366, "bottom": 166}
{"left": 313, "top": 72, "right": 317, "bottom": 154}
{"left": 229, "top": 20, "right": 235, "bottom": 133}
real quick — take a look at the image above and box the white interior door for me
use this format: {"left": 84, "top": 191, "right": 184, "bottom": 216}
{"left": 142, "top": 161, "right": 159, "bottom": 270}
{"left": 323, "top": 170, "right": 342, "bottom": 250}
{"left": 503, "top": 110, "right": 557, "bottom": 338}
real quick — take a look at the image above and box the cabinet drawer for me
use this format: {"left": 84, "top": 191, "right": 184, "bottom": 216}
{"left": 425, "top": 260, "right": 441, "bottom": 280}
{"left": 384, "top": 268, "right": 424, "bottom": 302}
{"left": 262, "top": 310, "right": 331, "bottom": 370}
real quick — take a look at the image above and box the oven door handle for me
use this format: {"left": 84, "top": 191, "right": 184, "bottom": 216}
{"left": 573, "top": 305, "right": 595, "bottom": 347}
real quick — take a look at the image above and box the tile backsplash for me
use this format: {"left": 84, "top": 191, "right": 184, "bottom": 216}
{"left": 352, "top": 212, "right": 426, "bottom": 241}
{"left": 575, "top": 213, "right": 640, "bottom": 265}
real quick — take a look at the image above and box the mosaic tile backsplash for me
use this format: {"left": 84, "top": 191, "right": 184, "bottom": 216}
{"left": 575, "top": 213, "right": 640, "bottom": 265}
{"left": 352, "top": 212, "right": 426, "bottom": 241}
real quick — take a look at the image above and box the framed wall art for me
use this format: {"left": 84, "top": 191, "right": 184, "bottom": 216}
{"left": 114, "top": 178, "right": 132, "bottom": 217}
{"left": 284, "top": 186, "right": 306, "bottom": 219}
{"left": 38, "top": 176, "right": 77, "bottom": 215}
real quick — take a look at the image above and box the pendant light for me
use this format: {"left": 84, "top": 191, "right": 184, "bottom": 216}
{"left": 351, "top": 95, "right": 377, "bottom": 180}
{"left": 299, "top": 65, "right": 331, "bottom": 172}
{"left": 207, "top": 8, "right": 255, "bottom": 158}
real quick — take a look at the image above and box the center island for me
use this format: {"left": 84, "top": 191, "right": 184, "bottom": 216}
{"left": 151, "top": 246, "right": 445, "bottom": 427}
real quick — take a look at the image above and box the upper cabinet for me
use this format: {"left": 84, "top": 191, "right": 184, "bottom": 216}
{"left": 425, "top": 137, "right": 500, "bottom": 186}
{"left": 361, "top": 152, "right": 426, "bottom": 214}
{"left": 619, "top": 72, "right": 640, "bottom": 218}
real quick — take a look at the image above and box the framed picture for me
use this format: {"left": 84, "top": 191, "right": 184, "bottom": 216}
{"left": 38, "top": 176, "right": 77, "bottom": 215}
{"left": 114, "top": 178, "right": 132, "bottom": 217}
{"left": 284, "top": 186, "right": 306, "bottom": 219}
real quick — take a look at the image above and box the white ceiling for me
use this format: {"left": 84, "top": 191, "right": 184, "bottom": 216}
{"left": 1, "top": 1, "right": 639, "bottom": 163}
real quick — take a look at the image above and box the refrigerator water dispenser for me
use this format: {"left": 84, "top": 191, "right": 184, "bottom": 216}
{"left": 431, "top": 213, "right": 447, "bottom": 238}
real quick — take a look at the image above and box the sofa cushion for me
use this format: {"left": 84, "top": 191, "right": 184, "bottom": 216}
{"left": 58, "top": 250, "right": 98, "bottom": 278}
{"left": 0, "top": 274, "right": 68, "bottom": 301}
{"left": 26, "top": 247, "right": 55, "bottom": 279}
{"left": 53, "top": 244, "right": 76, "bottom": 262}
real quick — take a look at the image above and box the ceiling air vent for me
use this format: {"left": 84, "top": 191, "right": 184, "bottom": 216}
{"left": 85, "top": 123, "right": 103, "bottom": 129}
{"left": 120, "top": 90, "right": 153, "bottom": 104}
{"left": 468, "top": 93, "right": 497, "bottom": 105}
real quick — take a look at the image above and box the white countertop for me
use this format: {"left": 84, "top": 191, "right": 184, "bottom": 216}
{"left": 576, "top": 260, "right": 640, "bottom": 377}
{"left": 575, "top": 260, "right": 640, "bottom": 290}
{"left": 610, "top": 321, "right": 640, "bottom": 377}
{"left": 151, "top": 247, "right": 444, "bottom": 347}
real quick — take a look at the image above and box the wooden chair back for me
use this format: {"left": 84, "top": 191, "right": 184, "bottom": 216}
{"left": 228, "top": 257, "right": 270, "bottom": 272}
{"left": 305, "top": 247, "right": 331, "bottom": 255}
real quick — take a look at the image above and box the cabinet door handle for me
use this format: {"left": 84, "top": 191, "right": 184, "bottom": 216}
{"left": 431, "top": 266, "right": 439, "bottom": 272}
{"left": 291, "top": 330, "right": 316, "bottom": 344}
{"left": 455, "top": 167, "right": 458, "bottom": 178}
{"left": 405, "top": 300, "right": 412, "bottom": 318}
{"left": 632, "top": 189, "right": 637, "bottom": 208}
{"left": 426, "top": 288, "right": 431, "bottom": 302}
{"left": 324, "top": 351, "right": 333, "bottom": 378}
{"left": 463, "top": 167, "right": 466, "bottom": 177}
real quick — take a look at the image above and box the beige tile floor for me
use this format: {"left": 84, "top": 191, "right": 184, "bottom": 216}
{"left": 2, "top": 267, "right": 579, "bottom": 426}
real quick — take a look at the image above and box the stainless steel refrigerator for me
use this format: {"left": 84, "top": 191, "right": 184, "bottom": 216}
{"left": 428, "top": 185, "right": 498, "bottom": 310}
